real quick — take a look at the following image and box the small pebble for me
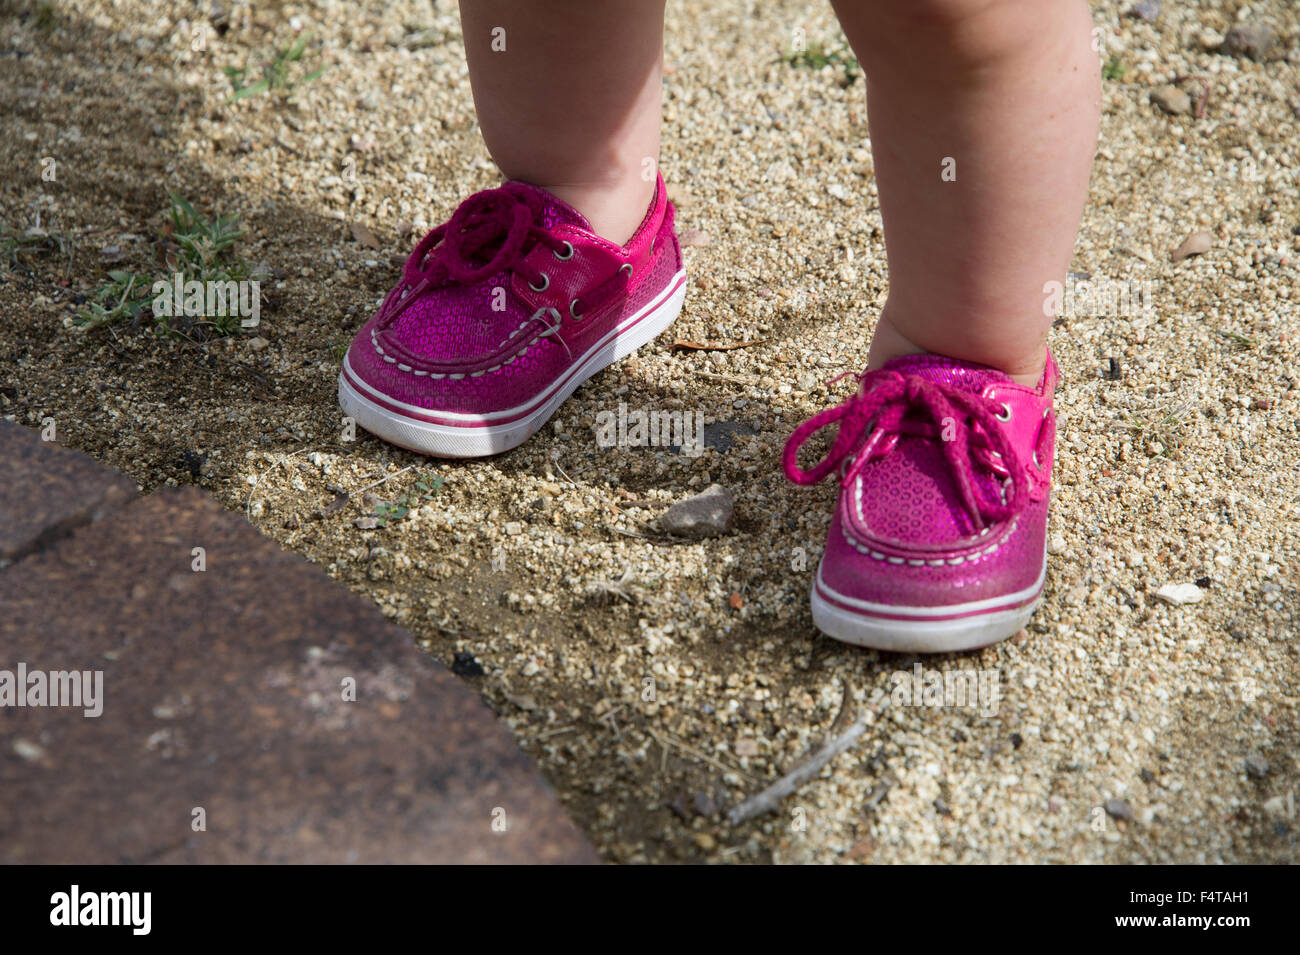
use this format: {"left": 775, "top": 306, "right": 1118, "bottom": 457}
{"left": 13, "top": 739, "right": 45, "bottom": 762}
{"left": 660, "top": 484, "right": 734, "bottom": 538}
{"left": 1154, "top": 582, "right": 1204, "bottom": 605}
{"left": 451, "top": 651, "right": 484, "bottom": 677}
{"left": 1124, "top": 0, "right": 1160, "bottom": 23}
{"left": 1244, "top": 756, "right": 1269, "bottom": 780}
{"left": 680, "top": 229, "right": 711, "bottom": 248}
{"left": 1171, "top": 230, "right": 1214, "bottom": 262}
{"left": 1218, "top": 23, "right": 1273, "bottom": 61}
{"left": 1150, "top": 86, "right": 1191, "bottom": 117}
{"left": 1104, "top": 798, "right": 1135, "bottom": 822}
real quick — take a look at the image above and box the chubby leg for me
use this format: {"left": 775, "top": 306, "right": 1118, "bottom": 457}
{"left": 459, "top": 0, "right": 666, "bottom": 245}
{"left": 831, "top": 0, "right": 1100, "bottom": 385}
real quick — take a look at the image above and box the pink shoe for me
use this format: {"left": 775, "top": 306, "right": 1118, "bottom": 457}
{"left": 784, "top": 352, "right": 1059, "bottom": 653}
{"left": 339, "top": 174, "right": 686, "bottom": 456}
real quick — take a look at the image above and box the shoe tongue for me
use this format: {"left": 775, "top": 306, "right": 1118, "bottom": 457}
{"left": 879, "top": 353, "right": 1009, "bottom": 395}
{"left": 503, "top": 181, "right": 591, "bottom": 232}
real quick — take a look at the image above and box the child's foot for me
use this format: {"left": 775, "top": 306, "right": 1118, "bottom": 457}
{"left": 338, "top": 174, "right": 686, "bottom": 457}
{"left": 784, "top": 351, "right": 1058, "bottom": 653}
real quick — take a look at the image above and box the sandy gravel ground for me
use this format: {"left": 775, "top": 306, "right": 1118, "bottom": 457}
{"left": 1, "top": 0, "right": 1296, "bottom": 863}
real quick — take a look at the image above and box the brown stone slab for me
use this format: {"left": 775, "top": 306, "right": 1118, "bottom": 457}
{"left": 0, "top": 487, "right": 597, "bottom": 864}
{"left": 0, "top": 420, "right": 138, "bottom": 566}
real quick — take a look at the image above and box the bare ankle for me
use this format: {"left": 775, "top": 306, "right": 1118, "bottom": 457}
{"left": 541, "top": 176, "right": 656, "bottom": 247}
{"left": 868, "top": 311, "right": 1047, "bottom": 388}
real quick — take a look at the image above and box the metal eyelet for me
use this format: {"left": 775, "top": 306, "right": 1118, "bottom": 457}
{"left": 569, "top": 298, "right": 583, "bottom": 320}
{"left": 553, "top": 241, "right": 574, "bottom": 261}
{"left": 619, "top": 263, "right": 633, "bottom": 278}
{"left": 529, "top": 273, "right": 550, "bottom": 293}
{"left": 996, "top": 403, "right": 1013, "bottom": 422}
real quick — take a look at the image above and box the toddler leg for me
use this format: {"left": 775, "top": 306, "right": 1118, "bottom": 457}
{"left": 831, "top": 0, "right": 1100, "bottom": 385}
{"left": 459, "top": 0, "right": 666, "bottom": 244}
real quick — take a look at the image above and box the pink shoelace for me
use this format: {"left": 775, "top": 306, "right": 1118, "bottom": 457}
{"left": 782, "top": 368, "right": 1031, "bottom": 530}
{"left": 376, "top": 183, "right": 627, "bottom": 333}
{"left": 404, "top": 183, "right": 565, "bottom": 290}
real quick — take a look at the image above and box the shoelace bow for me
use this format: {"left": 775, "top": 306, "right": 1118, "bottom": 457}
{"left": 782, "top": 369, "right": 1031, "bottom": 529}
{"left": 377, "top": 184, "right": 570, "bottom": 325}
{"left": 409, "top": 183, "right": 566, "bottom": 287}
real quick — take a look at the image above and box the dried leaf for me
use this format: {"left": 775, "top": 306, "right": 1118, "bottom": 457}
{"left": 350, "top": 221, "right": 382, "bottom": 249}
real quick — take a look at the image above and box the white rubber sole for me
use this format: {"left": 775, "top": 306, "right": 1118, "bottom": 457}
{"left": 339, "top": 271, "right": 687, "bottom": 457}
{"left": 810, "top": 558, "right": 1046, "bottom": 654}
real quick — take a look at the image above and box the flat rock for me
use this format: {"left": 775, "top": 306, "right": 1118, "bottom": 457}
{"left": 1171, "top": 230, "right": 1214, "bottom": 262}
{"left": 1104, "top": 798, "right": 1135, "bottom": 822}
{"left": 0, "top": 420, "right": 138, "bottom": 566}
{"left": 1218, "top": 23, "right": 1273, "bottom": 61}
{"left": 1150, "top": 85, "right": 1191, "bottom": 116}
{"left": 1154, "top": 582, "right": 1204, "bottom": 606}
{"left": 660, "top": 483, "right": 735, "bottom": 538}
{"left": 0, "top": 487, "right": 596, "bottom": 864}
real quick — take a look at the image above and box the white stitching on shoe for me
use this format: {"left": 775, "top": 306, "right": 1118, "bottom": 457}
{"left": 370, "top": 307, "right": 558, "bottom": 381}
{"left": 841, "top": 515, "right": 1020, "bottom": 565}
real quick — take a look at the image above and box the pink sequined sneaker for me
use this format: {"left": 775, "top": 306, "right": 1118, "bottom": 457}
{"left": 338, "top": 174, "right": 686, "bottom": 456}
{"left": 784, "top": 352, "right": 1059, "bottom": 653}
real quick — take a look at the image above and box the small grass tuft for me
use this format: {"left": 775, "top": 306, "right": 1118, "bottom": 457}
{"left": 784, "top": 41, "right": 860, "bottom": 85}
{"left": 0, "top": 225, "right": 73, "bottom": 269}
{"left": 75, "top": 193, "right": 265, "bottom": 338}
{"left": 1118, "top": 400, "right": 1193, "bottom": 456}
{"left": 373, "top": 473, "right": 445, "bottom": 527}
{"left": 1217, "top": 330, "right": 1256, "bottom": 351}
{"left": 225, "top": 34, "right": 327, "bottom": 101}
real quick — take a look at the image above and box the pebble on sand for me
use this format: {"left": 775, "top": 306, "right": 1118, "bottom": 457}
{"left": 1171, "top": 230, "right": 1214, "bottom": 262}
{"left": 1124, "top": 0, "right": 1161, "bottom": 23}
{"left": 1150, "top": 85, "right": 1192, "bottom": 117}
{"left": 1104, "top": 798, "right": 1135, "bottom": 822}
{"left": 1218, "top": 23, "right": 1274, "bottom": 61}
{"left": 660, "top": 484, "right": 734, "bottom": 538}
{"left": 1154, "top": 583, "right": 1204, "bottom": 606}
